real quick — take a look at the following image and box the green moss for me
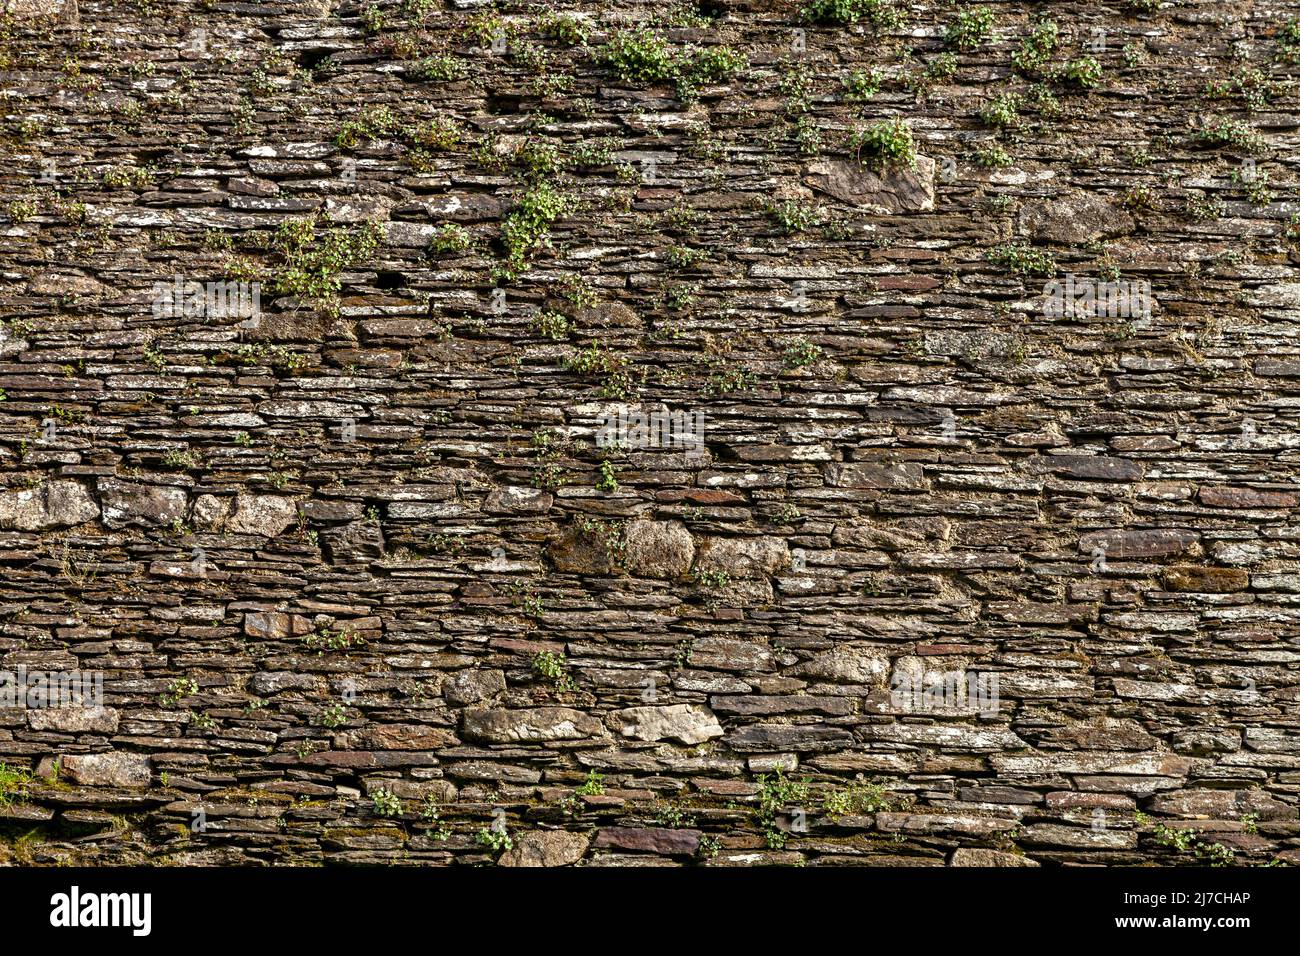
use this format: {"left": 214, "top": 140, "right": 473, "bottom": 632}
{"left": 1196, "top": 117, "right": 1265, "bottom": 153}
{"left": 801, "top": 0, "right": 905, "bottom": 30}
{"left": 842, "top": 68, "right": 882, "bottom": 101}
{"left": 270, "top": 215, "right": 384, "bottom": 299}
{"left": 335, "top": 105, "right": 397, "bottom": 150}
{"left": 756, "top": 769, "right": 810, "bottom": 850}
{"left": 601, "top": 28, "right": 745, "bottom": 100}
{"left": 849, "top": 117, "right": 918, "bottom": 170}
{"left": 945, "top": 6, "right": 995, "bottom": 51}
{"left": 602, "top": 27, "right": 676, "bottom": 85}
{"left": 986, "top": 242, "right": 1057, "bottom": 277}
{"left": 1057, "top": 55, "right": 1103, "bottom": 89}
{"left": 499, "top": 180, "right": 568, "bottom": 279}
{"left": 979, "top": 92, "right": 1020, "bottom": 128}
{"left": 0, "top": 763, "right": 32, "bottom": 808}
{"left": 1012, "top": 18, "right": 1058, "bottom": 73}
{"left": 765, "top": 198, "right": 823, "bottom": 234}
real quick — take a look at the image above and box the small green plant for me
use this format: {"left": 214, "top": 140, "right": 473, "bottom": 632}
{"left": 575, "top": 770, "right": 605, "bottom": 796}
{"left": 980, "top": 92, "right": 1021, "bottom": 129}
{"left": 765, "top": 198, "right": 823, "bottom": 234}
{"left": 783, "top": 336, "right": 822, "bottom": 369}
{"left": 0, "top": 763, "right": 33, "bottom": 808}
{"left": 927, "top": 52, "right": 958, "bottom": 81}
{"left": 318, "top": 703, "right": 348, "bottom": 728}
{"left": 1123, "top": 182, "right": 1155, "bottom": 210}
{"left": 303, "top": 622, "right": 365, "bottom": 655}
{"left": 601, "top": 27, "right": 677, "bottom": 86}
{"left": 823, "top": 780, "right": 896, "bottom": 818}
{"left": 7, "top": 197, "right": 38, "bottom": 223}
{"left": 973, "top": 144, "right": 1013, "bottom": 167}
{"left": 1123, "top": 43, "right": 1146, "bottom": 68}
{"left": 417, "top": 53, "right": 465, "bottom": 81}
{"left": 756, "top": 769, "right": 810, "bottom": 849}
{"left": 1184, "top": 192, "right": 1225, "bottom": 222}
{"left": 161, "top": 449, "right": 198, "bottom": 471}
{"left": 773, "top": 503, "right": 803, "bottom": 525}
{"left": 1197, "top": 117, "right": 1265, "bottom": 153}
{"left": 595, "top": 459, "right": 620, "bottom": 493}
{"left": 677, "top": 45, "right": 747, "bottom": 100}
{"left": 849, "top": 117, "right": 917, "bottom": 170}
{"left": 101, "top": 164, "right": 154, "bottom": 190}
{"left": 842, "top": 68, "right": 882, "bottom": 101}
{"left": 407, "top": 117, "right": 460, "bottom": 151}
{"left": 372, "top": 788, "right": 402, "bottom": 818}
{"left": 1057, "top": 55, "right": 1103, "bottom": 90}
{"left": 945, "top": 6, "right": 995, "bottom": 51}
{"left": 576, "top": 515, "right": 629, "bottom": 569}
{"left": 500, "top": 180, "right": 568, "bottom": 278}
{"left": 531, "top": 310, "right": 572, "bottom": 340}
{"left": 520, "top": 592, "right": 544, "bottom": 619}
{"left": 1280, "top": 18, "right": 1300, "bottom": 64}
{"left": 270, "top": 215, "right": 383, "bottom": 300}
{"left": 801, "top": 0, "right": 905, "bottom": 30}
{"left": 655, "top": 800, "right": 698, "bottom": 828}
{"left": 564, "top": 340, "right": 636, "bottom": 399}
{"left": 702, "top": 359, "right": 756, "bottom": 396}
{"left": 985, "top": 242, "right": 1057, "bottom": 277}
{"left": 539, "top": 11, "right": 588, "bottom": 46}
{"left": 1233, "top": 167, "right": 1273, "bottom": 205}
{"left": 600, "top": 27, "right": 744, "bottom": 101}
{"left": 694, "top": 568, "right": 731, "bottom": 590}
{"left": 666, "top": 244, "right": 707, "bottom": 269}
{"left": 429, "top": 223, "right": 471, "bottom": 254}
{"left": 1012, "top": 18, "right": 1058, "bottom": 73}
{"left": 421, "top": 796, "right": 452, "bottom": 840}
{"left": 160, "top": 677, "right": 198, "bottom": 707}
{"left": 476, "top": 825, "right": 513, "bottom": 853}
{"left": 1150, "top": 822, "right": 1235, "bottom": 866}
{"left": 793, "top": 115, "right": 823, "bottom": 156}
{"left": 335, "top": 105, "right": 397, "bottom": 150}
{"left": 533, "top": 651, "right": 576, "bottom": 691}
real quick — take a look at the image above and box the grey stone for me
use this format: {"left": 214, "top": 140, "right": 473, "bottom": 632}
{"left": 607, "top": 704, "right": 723, "bottom": 745}
{"left": 0, "top": 481, "right": 99, "bottom": 531}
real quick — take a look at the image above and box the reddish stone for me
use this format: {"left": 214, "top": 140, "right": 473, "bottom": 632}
{"left": 593, "top": 826, "right": 701, "bottom": 856}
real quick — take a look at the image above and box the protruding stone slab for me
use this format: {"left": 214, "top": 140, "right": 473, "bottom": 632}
{"left": 622, "top": 519, "right": 694, "bottom": 579}
{"left": 607, "top": 704, "right": 723, "bottom": 745}
{"left": 0, "top": 481, "right": 99, "bottom": 531}
{"left": 950, "top": 848, "right": 1040, "bottom": 867}
{"left": 50, "top": 753, "right": 150, "bottom": 788}
{"left": 1017, "top": 193, "right": 1135, "bottom": 244}
{"left": 803, "top": 156, "right": 935, "bottom": 212}
{"left": 227, "top": 494, "right": 298, "bottom": 536}
{"left": 462, "top": 707, "right": 604, "bottom": 744}
{"left": 593, "top": 826, "right": 700, "bottom": 856}
{"left": 499, "top": 830, "right": 590, "bottom": 867}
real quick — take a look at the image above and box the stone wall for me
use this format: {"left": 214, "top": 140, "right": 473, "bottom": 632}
{"left": 1, "top": 0, "right": 1298, "bottom": 866}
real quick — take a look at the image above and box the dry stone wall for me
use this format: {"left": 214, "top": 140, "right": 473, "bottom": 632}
{"left": 1, "top": 0, "right": 1299, "bottom": 866}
